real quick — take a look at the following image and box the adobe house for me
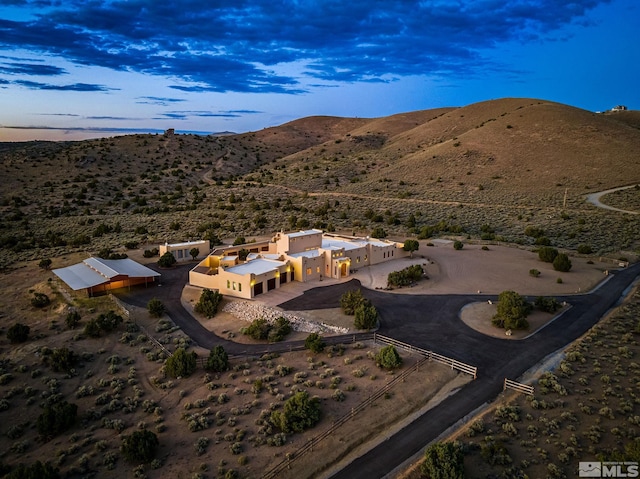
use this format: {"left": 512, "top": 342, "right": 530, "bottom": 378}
{"left": 53, "top": 257, "right": 160, "bottom": 296}
{"left": 189, "top": 229, "right": 406, "bottom": 299}
{"left": 159, "top": 240, "right": 210, "bottom": 262}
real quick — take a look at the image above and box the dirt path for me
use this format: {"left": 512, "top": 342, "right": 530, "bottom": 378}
{"left": 585, "top": 183, "right": 640, "bottom": 214}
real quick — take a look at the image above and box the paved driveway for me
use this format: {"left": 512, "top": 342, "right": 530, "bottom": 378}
{"left": 115, "top": 261, "right": 640, "bottom": 479}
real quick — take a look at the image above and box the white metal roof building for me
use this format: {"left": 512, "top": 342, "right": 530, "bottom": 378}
{"left": 53, "top": 257, "right": 160, "bottom": 296}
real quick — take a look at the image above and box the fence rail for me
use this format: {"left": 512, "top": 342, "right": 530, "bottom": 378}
{"left": 109, "top": 294, "right": 171, "bottom": 358}
{"left": 503, "top": 378, "right": 534, "bottom": 395}
{"left": 373, "top": 333, "right": 477, "bottom": 379}
{"left": 262, "top": 356, "right": 428, "bottom": 479}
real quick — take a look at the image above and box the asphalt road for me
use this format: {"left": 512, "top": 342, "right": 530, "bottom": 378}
{"left": 115, "top": 261, "right": 640, "bottom": 479}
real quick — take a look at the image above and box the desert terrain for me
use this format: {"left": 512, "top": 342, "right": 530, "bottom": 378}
{"left": 1, "top": 98, "right": 640, "bottom": 478}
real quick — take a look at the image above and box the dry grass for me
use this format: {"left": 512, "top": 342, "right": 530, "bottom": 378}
{"left": 0, "top": 259, "right": 462, "bottom": 479}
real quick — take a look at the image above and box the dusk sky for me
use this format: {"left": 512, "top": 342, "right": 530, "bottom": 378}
{"left": 0, "top": 0, "right": 638, "bottom": 141}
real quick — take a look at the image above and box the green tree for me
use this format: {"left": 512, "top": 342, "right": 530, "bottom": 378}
{"left": 270, "top": 390, "right": 321, "bottom": 433}
{"left": 165, "top": 348, "right": 197, "bottom": 378}
{"left": 7, "top": 323, "right": 30, "bottom": 343}
{"left": 194, "top": 289, "right": 223, "bottom": 318}
{"left": 420, "top": 442, "right": 465, "bottom": 479}
{"left": 268, "top": 317, "right": 292, "bottom": 342}
{"left": 538, "top": 246, "right": 559, "bottom": 263}
{"left": 31, "top": 292, "right": 50, "bottom": 308}
{"left": 189, "top": 247, "right": 200, "bottom": 260}
{"left": 535, "top": 296, "right": 561, "bottom": 313}
{"left": 304, "top": 333, "right": 326, "bottom": 353}
{"left": 375, "top": 345, "right": 403, "bottom": 370}
{"left": 242, "top": 318, "right": 271, "bottom": 340}
{"left": 48, "top": 347, "right": 78, "bottom": 373}
{"left": 577, "top": 244, "right": 593, "bottom": 254}
{"left": 38, "top": 258, "right": 52, "bottom": 270}
{"left": 232, "top": 236, "right": 246, "bottom": 246}
{"left": 5, "top": 460, "right": 60, "bottom": 479}
{"left": 402, "top": 239, "right": 419, "bottom": 258}
{"left": 453, "top": 240, "right": 464, "bottom": 250}
{"left": 147, "top": 298, "right": 166, "bottom": 318}
{"left": 205, "top": 345, "right": 229, "bottom": 372}
{"left": 492, "top": 290, "right": 532, "bottom": 330}
{"left": 65, "top": 310, "right": 81, "bottom": 329}
{"left": 370, "top": 227, "right": 387, "bottom": 239}
{"left": 553, "top": 253, "right": 572, "bottom": 272}
{"left": 37, "top": 400, "right": 77, "bottom": 438}
{"left": 157, "top": 251, "right": 177, "bottom": 268}
{"left": 354, "top": 302, "right": 379, "bottom": 330}
{"left": 340, "top": 289, "right": 366, "bottom": 315}
{"left": 121, "top": 430, "right": 159, "bottom": 463}
{"left": 238, "top": 248, "right": 250, "bottom": 261}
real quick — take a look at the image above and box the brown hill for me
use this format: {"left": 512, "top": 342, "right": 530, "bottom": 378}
{"left": 1, "top": 98, "right": 639, "bottom": 268}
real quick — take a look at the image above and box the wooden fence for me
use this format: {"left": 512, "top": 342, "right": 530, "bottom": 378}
{"left": 503, "top": 378, "right": 534, "bottom": 395}
{"left": 262, "top": 356, "right": 428, "bottom": 479}
{"left": 109, "top": 294, "right": 171, "bottom": 358}
{"left": 373, "top": 333, "right": 478, "bottom": 379}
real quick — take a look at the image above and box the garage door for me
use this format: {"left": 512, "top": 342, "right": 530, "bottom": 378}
{"left": 253, "top": 282, "right": 263, "bottom": 296}
{"left": 267, "top": 278, "right": 276, "bottom": 291}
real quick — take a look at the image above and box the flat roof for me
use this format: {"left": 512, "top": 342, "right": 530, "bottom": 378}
{"left": 165, "top": 240, "right": 208, "bottom": 248}
{"left": 288, "top": 249, "right": 322, "bottom": 259}
{"left": 226, "top": 258, "right": 286, "bottom": 276}
{"left": 321, "top": 238, "right": 365, "bottom": 251}
{"left": 288, "top": 229, "right": 323, "bottom": 239}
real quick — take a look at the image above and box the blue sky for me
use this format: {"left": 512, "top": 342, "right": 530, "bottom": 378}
{"left": 0, "top": 0, "right": 638, "bottom": 141}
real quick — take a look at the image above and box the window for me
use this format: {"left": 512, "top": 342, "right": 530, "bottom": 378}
{"left": 227, "top": 280, "right": 230, "bottom": 289}
{"left": 238, "top": 284, "right": 242, "bottom": 292}
{"left": 392, "top": 250, "right": 394, "bottom": 256}
{"left": 356, "top": 256, "right": 360, "bottom": 263}
{"left": 233, "top": 282, "right": 236, "bottom": 290}
{"left": 364, "top": 255, "right": 368, "bottom": 262}
{"left": 306, "top": 267, "right": 312, "bottom": 275}
{"left": 316, "top": 266, "right": 320, "bottom": 273}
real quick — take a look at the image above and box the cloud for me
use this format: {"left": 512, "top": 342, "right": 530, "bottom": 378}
{"left": 136, "top": 96, "right": 187, "bottom": 106}
{"left": 0, "top": 124, "right": 212, "bottom": 135}
{"left": 0, "top": 1, "right": 611, "bottom": 92}
{"left": 14, "top": 79, "right": 115, "bottom": 91}
{"left": 0, "top": 61, "right": 67, "bottom": 75}
{"left": 158, "top": 110, "right": 245, "bottom": 120}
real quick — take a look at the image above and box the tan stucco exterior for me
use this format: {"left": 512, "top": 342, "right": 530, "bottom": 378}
{"left": 189, "top": 230, "right": 408, "bottom": 298}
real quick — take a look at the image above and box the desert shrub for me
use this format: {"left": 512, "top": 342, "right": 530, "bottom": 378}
{"left": 304, "top": 333, "right": 326, "bottom": 353}
{"left": 65, "top": 310, "right": 81, "bottom": 329}
{"left": 121, "top": 430, "right": 159, "bottom": 463}
{"left": 143, "top": 248, "right": 159, "bottom": 258}
{"left": 147, "top": 298, "right": 166, "bottom": 318}
{"left": 340, "top": 289, "right": 366, "bottom": 315}
{"left": 402, "top": 239, "right": 419, "bottom": 257}
{"left": 370, "top": 227, "right": 387, "bottom": 239}
{"left": 46, "top": 347, "right": 78, "bottom": 373}
{"left": 420, "top": 442, "right": 464, "bottom": 479}
{"left": 492, "top": 290, "right": 531, "bottom": 330}
{"left": 535, "top": 296, "right": 561, "bottom": 313}
{"left": 30, "top": 292, "right": 50, "bottom": 308}
{"left": 165, "top": 348, "right": 197, "bottom": 378}
{"left": 37, "top": 400, "right": 77, "bottom": 438}
{"left": 480, "top": 439, "right": 512, "bottom": 466}
{"left": 453, "top": 240, "right": 464, "bottom": 250}
{"left": 97, "top": 310, "right": 123, "bottom": 332}
{"left": 7, "top": 323, "right": 30, "bottom": 343}
{"left": 194, "top": 289, "right": 223, "bottom": 318}
{"left": 157, "top": 252, "right": 177, "bottom": 268}
{"left": 538, "top": 247, "right": 559, "bottom": 263}
{"left": 331, "top": 389, "right": 345, "bottom": 401}
{"left": 375, "top": 345, "right": 403, "bottom": 370}
{"left": 534, "top": 236, "right": 551, "bottom": 246}
{"left": 354, "top": 302, "right": 378, "bottom": 330}
{"left": 242, "top": 317, "right": 291, "bottom": 342}
{"left": 529, "top": 269, "right": 541, "bottom": 278}
{"left": 205, "top": 346, "right": 229, "bottom": 372}
{"left": 387, "top": 264, "right": 424, "bottom": 287}
{"left": 270, "top": 391, "right": 321, "bottom": 433}
{"left": 577, "top": 244, "right": 593, "bottom": 254}
{"left": 4, "top": 460, "right": 60, "bottom": 479}
{"left": 553, "top": 253, "right": 572, "bottom": 272}
{"left": 525, "top": 226, "right": 545, "bottom": 238}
